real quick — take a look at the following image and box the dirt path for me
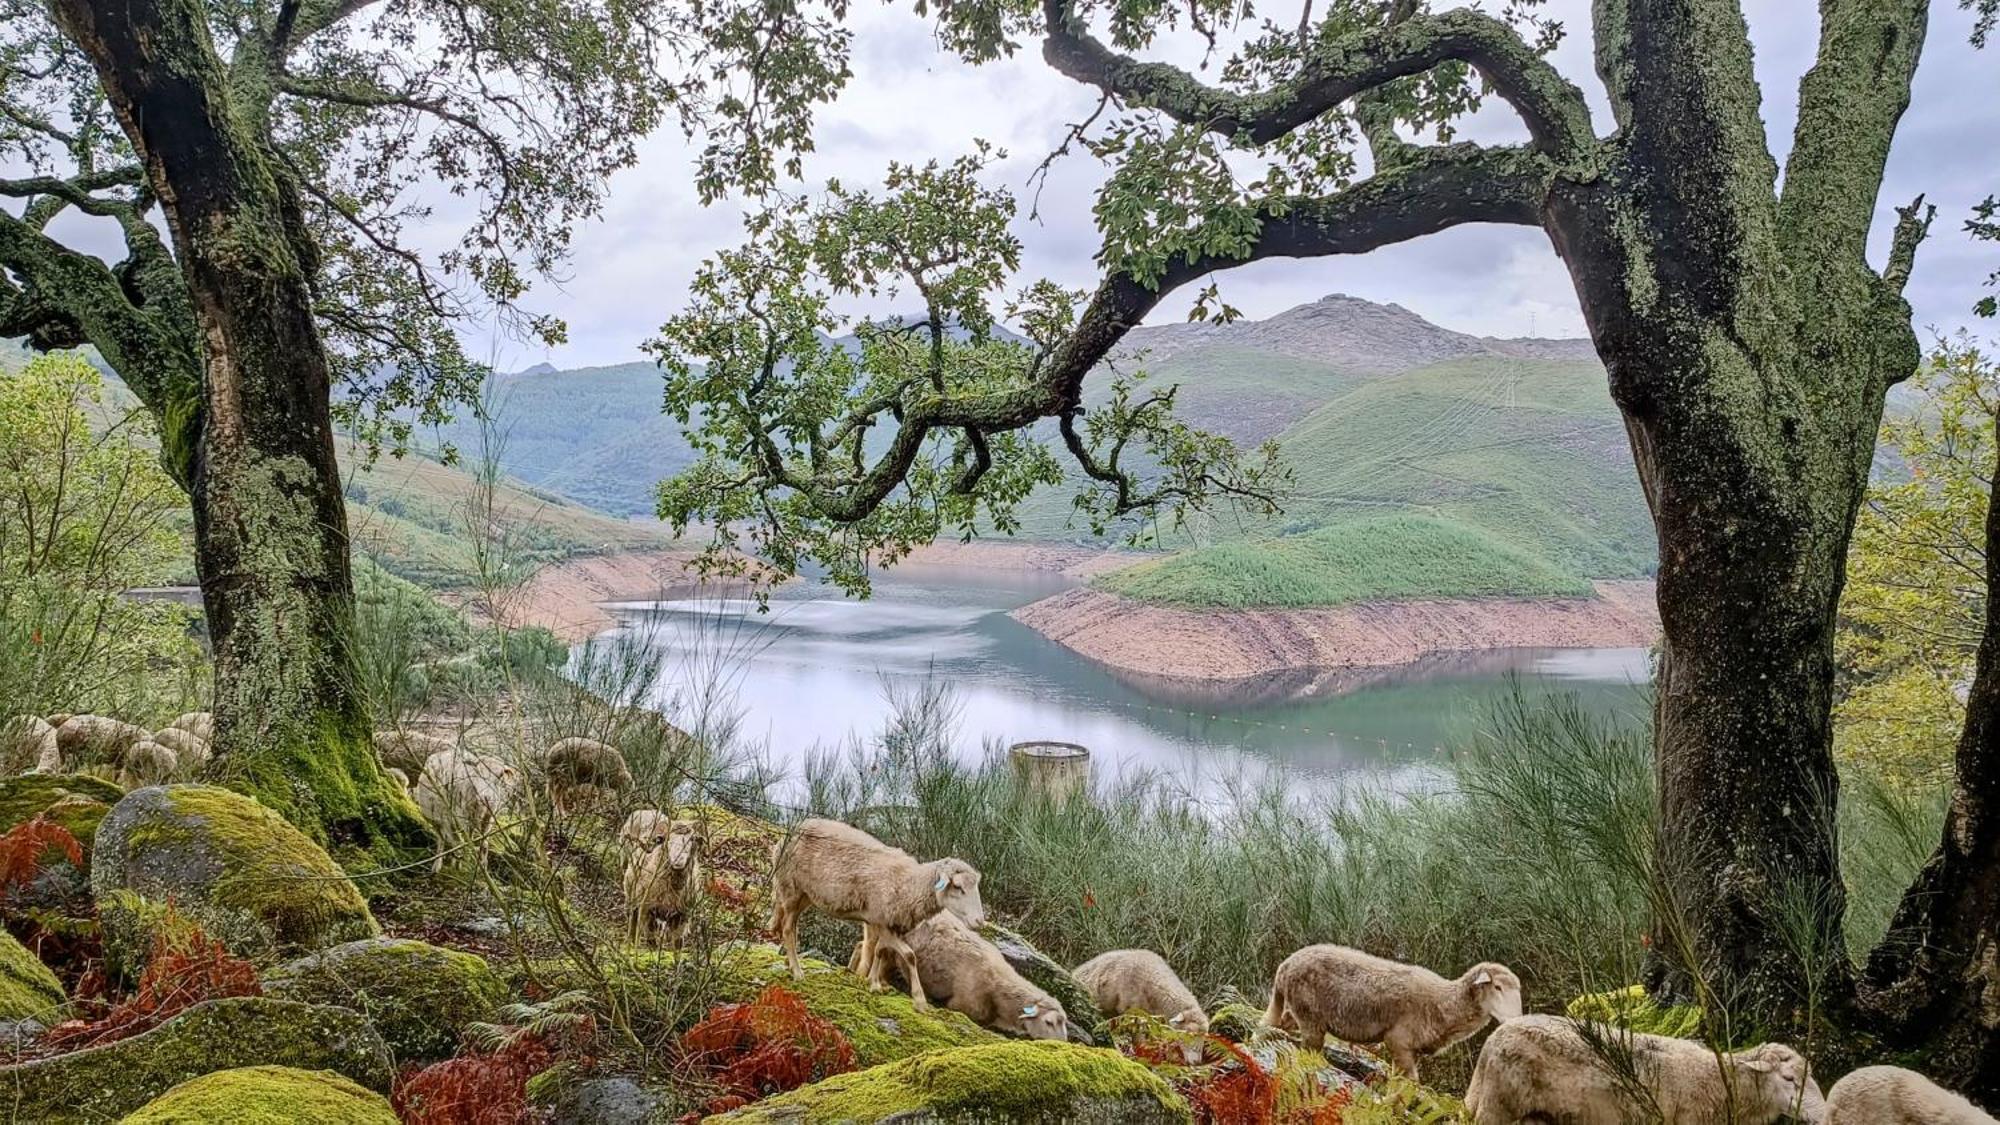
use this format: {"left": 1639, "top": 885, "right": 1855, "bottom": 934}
{"left": 1011, "top": 580, "right": 1661, "bottom": 682}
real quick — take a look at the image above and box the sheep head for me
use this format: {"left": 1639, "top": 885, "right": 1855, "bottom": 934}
{"left": 664, "top": 819, "right": 703, "bottom": 870}
{"left": 1736, "top": 1043, "right": 1825, "bottom": 1123}
{"left": 1464, "top": 962, "right": 1524, "bottom": 1022}
{"left": 1014, "top": 996, "right": 1068, "bottom": 1041}
{"left": 1168, "top": 1006, "right": 1210, "bottom": 1064}
{"left": 619, "top": 809, "right": 673, "bottom": 855}
{"left": 927, "top": 858, "right": 984, "bottom": 926}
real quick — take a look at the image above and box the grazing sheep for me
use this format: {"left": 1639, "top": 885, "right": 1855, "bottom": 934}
{"left": 150, "top": 727, "right": 210, "bottom": 770}
{"left": 543, "top": 736, "right": 634, "bottom": 816}
{"left": 372, "top": 729, "right": 455, "bottom": 783}
{"left": 768, "top": 817, "right": 984, "bottom": 1008}
{"left": 1827, "top": 1065, "right": 1995, "bottom": 1124}
{"left": 54, "top": 715, "right": 151, "bottom": 769}
{"left": 1465, "top": 1014, "right": 1824, "bottom": 1125}
{"left": 1074, "top": 948, "right": 1208, "bottom": 1053}
{"left": 413, "top": 748, "right": 523, "bottom": 873}
{"left": 2, "top": 715, "right": 57, "bottom": 774}
{"left": 115, "top": 739, "right": 178, "bottom": 788}
{"left": 619, "top": 810, "right": 704, "bottom": 946}
{"left": 1262, "top": 944, "right": 1522, "bottom": 1080}
{"left": 165, "top": 711, "right": 214, "bottom": 743}
{"left": 887, "top": 911, "right": 1069, "bottom": 1039}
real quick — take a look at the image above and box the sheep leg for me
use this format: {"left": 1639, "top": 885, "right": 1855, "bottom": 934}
{"left": 1386, "top": 1038, "right": 1421, "bottom": 1082}
{"left": 1297, "top": 1020, "right": 1327, "bottom": 1056}
{"left": 849, "top": 923, "right": 877, "bottom": 979}
{"left": 875, "top": 932, "right": 927, "bottom": 1009}
{"left": 777, "top": 905, "right": 803, "bottom": 980}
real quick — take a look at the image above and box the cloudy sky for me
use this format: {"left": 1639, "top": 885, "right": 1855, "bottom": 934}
{"left": 495, "top": 0, "right": 1996, "bottom": 371}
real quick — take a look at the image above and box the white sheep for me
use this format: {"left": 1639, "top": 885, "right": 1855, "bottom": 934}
{"left": 54, "top": 714, "right": 151, "bottom": 769}
{"left": 1262, "top": 943, "right": 1522, "bottom": 1080}
{"left": 890, "top": 911, "right": 1069, "bottom": 1040}
{"left": 619, "top": 810, "right": 704, "bottom": 946}
{"left": 543, "top": 736, "right": 634, "bottom": 816}
{"left": 1074, "top": 949, "right": 1208, "bottom": 1032}
{"left": 115, "top": 739, "right": 178, "bottom": 789}
{"left": 150, "top": 727, "right": 210, "bottom": 770}
{"left": 1826, "top": 1064, "right": 1995, "bottom": 1124}
{"left": 768, "top": 817, "right": 984, "bottom": 1009}
{"left": 413, "top": 747, "right": 523, "bottom": 873}
{"left": 2, "top": 715, "right": 57, "bottom": 774}
{"left": 1465, "top": 1013, "right": 1824, "bottom": 1125}
{"left": 373, "top": 729, "right": 455, "bottom": 783}
{"left": 165, "top": 711, "right": 214, "bottom": 743}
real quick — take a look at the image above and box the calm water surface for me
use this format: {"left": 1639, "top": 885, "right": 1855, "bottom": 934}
{"left": 599, "top": 562, "right": 1653, "bottom": 792}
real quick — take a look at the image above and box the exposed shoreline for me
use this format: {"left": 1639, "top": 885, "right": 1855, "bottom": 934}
{"left": 1010, "top": 580, "right": 1661, "bottom": 684}
{"left": 463, "top": 547, "right": 723, "bottom": 642}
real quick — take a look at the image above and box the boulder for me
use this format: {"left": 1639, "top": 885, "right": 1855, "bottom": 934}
{"left": 0, "top": 774, "right": 119, "bottom": 917}
{"left": 530, "top": 1074, "right": 669, "bottom": 1124}
{"left": 702, "top": 1039, "right": 1190, "bottom": 1124}
{"left": 90, "top": 785, "right": 377, "bottom": 978}
{"left": 0, "top": 928, "right": 63, "bottom": 1021}
{"left": 262, "top": 937, "right": 507, "bottom": 1063}
{"left": 0, "top": 996, "right": 392, "bottom": 1123}
{"left": 121, "top": 1064, "right": 398, "bottom": 1124}
{"left": 975, "top": 922, "right": 1102, "bottom": 1043}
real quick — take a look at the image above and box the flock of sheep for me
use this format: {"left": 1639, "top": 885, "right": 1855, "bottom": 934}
{"left": 5, "top": 714, "right": 1994, "bottom": 1123}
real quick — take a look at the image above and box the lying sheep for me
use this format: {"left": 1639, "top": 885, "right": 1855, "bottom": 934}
{"left": 150, "top": 727, "right": 210, "bottom": 770}
{"left": 115, "top": 739, "right": 178, "bottom": 788}
{"left": 768, "top": 817, "right": 983, "bottom": 1008}
{"left": 1827, "top": 1065, "right": 1995, "bottom": 1124}
{"left": 1074, "top": 949, "right": 1208, "bottom": 1033}
{"left": 373, "top": 729, "right": 455, "bottom": 783}
{"left": 413, "top": 747, "right": 523, "bottom": 873}
{"left": 543, "top": 737, "right": 634, "bottom": 816}
{"left": 619, "top": 810, "right": 704, "bottom": 946}
{"left": 887, "top": 911, "right": 1069, "bottom": 1039}
{"left": 2, "top": 715, "right": 58, "bottom": 774}
{"left": 54, "top": 715, "right": 151, "bottom": 769}
{"left": 1465, "top": 1014, "right": 1823, "bottom": 1125}
{"left": 165, "top": 711, "right": 213, "bottom": 743}
{"left": 1263, "top": 944, "right": 1522, "bottom": 1080}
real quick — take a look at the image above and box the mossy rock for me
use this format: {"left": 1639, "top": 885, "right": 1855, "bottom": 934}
{"left": 1205, "top": 1001, "right": 1264, "bottom": 1043}
{"left": 703, "top": 1039, "right": 1191, "bottom": 1124}
{"left": 546, "top": 942, "right": 995, "bottom": 1067}
{"left": 263, "top": 937, "right": 507, "bottom": 1063}
{"left": 0, "top": 996, "right": 392, "bottom": 1124}
{"left": 0, "top": 773, "right": 121, "bottom": 912}
{"left": 91, "top": 785, "right": 377, "bottom": 976}
{"left": 1567, "top": 985, "right": 1704, "bottom": 1038}
{"left": 0, "top": 928, "right": 64, "bottom": 1021}
{"left": 975, "top": 923, "right": 1102, "bottom": 1042}
{"left": 121, "top": 1064, "right": 398, "bottom": 1124}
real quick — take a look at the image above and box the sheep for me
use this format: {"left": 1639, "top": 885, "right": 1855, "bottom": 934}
{"left": 543, "top": 736, "right": 634, "bottom": 816}
{"left": 372, "top": 729, "right": 455, "bottom": 783}
{"left": 54, "top": 715, "right": 151, "bottom": 770}
{"left": 1826, "top": 1065, "right": 1995, "bottom": 1124}
{"left": 413, "top": 747, "right": 523, "bottom": 873}
{"left": 619, "top": 810, "right": 704, "bottom": 946}
{"left": 1262, "top": 944, "right": 1522, "bottom": 1080}
{"left": 115, "top": 739, "right": 178, "bottom": 789}
{"left": 150, "top": 727, "right": 210, "bottom": 770}
{"left": 1464, "top": 1014, "right": 1824, "bottom": 1125}
{"left": 2, "top": 715, "right": 57, "bottom": 774}
{"left": 165, "top": 711, "right": 214, "bottom": 743}
{"left": 768, "top": 817, "right": 983, "bottom": 1008}
{"left": 1074, "top": 948, "right": 1208, "bottom": 1039}
{"left": 884, "top": 911, "right": 1069, "bottom": 1040}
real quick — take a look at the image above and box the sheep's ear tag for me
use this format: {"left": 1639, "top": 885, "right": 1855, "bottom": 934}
{"left": 1742, "top": 1059, "right": 1773, "bottom": 1073}
{"left": 1473, "top": 971, "right": 1492, "bottom": 985}
{"left": 1021, "top": 1005, "right": 1038, "bottom": 1018}
{"left": 1169, "top": 1014, "right": 1184, "bottom": 1025}
{"left": 934, "top": 875, "right": 949, "bottom": 891}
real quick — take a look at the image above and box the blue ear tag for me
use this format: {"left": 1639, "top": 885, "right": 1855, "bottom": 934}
{"left": 934, "top": 875, "right": 949, "bottom": 891}
{"left": 1021, "top": 1004, "right": 1038, "bottom": 1017}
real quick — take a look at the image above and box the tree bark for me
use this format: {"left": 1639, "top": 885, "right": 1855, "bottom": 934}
{"left": 1861, "top": 413, "right": 2000, "bottom": 1099}
{"left": 47, "top": 0, "right": 427, "bottom": 860}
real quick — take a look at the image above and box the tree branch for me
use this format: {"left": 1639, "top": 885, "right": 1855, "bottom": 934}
{"left": 1040, "top": 0, "right": 1594, "bottom": 158}
{"left": 1884, "top": 194, "right": 1937, "bottom": 296}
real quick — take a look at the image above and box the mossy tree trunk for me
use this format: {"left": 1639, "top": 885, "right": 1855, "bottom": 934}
{"left": 46, "top": 0, "right": 427, "bottom": 860}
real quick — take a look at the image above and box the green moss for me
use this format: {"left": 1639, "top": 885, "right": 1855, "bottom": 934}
{"left": 263, "top": 938, "right": 507, "bottom": 1063}
{"left": 1567, "top": 985, "right": 1704, "bottom": 1037}
{"left": 218, "top": 720, "right": 432, "bottom": 874}
{"left": 704, "top": 1040, "right": 1191, "bottom": 1124}
{"left": 1206, "top": 1002, "right": 1265, "bottom": 1043}
{"left": 90, "top": 785, "right": 377, "bottom": 976}
{"left": 0, "top": 927, "right": 65, "bottom": 1020}
{"left": 0, "top": 997, "right": 392, "bottom": 1123}
{"left": 0, "top": 773, "right": 123, "bottom": 850}
{"left": 121, "top": 1065, "right": 398, "bottom": 1124}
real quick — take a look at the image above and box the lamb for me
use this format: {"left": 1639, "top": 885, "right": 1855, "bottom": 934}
{"left": 543, "top": 736, "right": 634, "bottom": 816}
{"left": 150, "top": 727, "right": 210, "bottom": 769}
{"left": 768, "top": 817, "right": 983, "bottom": 1008}
{"left": 413, "top": 747, "right": 523, "bottom": 873}
{"left": 2, "top": 715, "right": 58, "bottom": 774}
{"left": 115, "top": 739, "right": 178, "bottom": 788}
{"left": 1074, "top": 949, "right": 1208, "bottom": 1033}
{"left": 883, "top": 911, "right": 1069, "bottom": 1039}
{"left": 54, "top": 714, "right": 151, "bottom": 769}
{"left": 1826, "top": 1065, "right": 1995, "bottom": 1124}
{"left": 1464, "top": 1013, "right": 1823, "bottom": 1125}
{"left": 619, "top": 810, "right": 704, "bottom": 946}
{"left": 165, "top": 711, "right": 214, "bottom": 743}
{"left": 373, "top": 729, "right": 455, "bottom": 783}
{"left": 1262, "top": 943, "right": 1522, "bottom": 1080}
